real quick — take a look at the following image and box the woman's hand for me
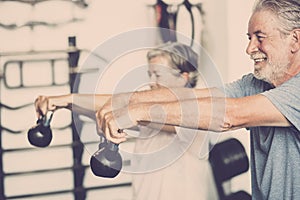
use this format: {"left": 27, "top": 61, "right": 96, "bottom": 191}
{"left": 34, "top": 94, "right": 71, "bottom": 118}
{"left": 34, "top": 96, "right": 56, "bottom": 118}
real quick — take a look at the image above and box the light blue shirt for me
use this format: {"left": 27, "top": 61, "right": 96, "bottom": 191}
{"left": 224, "top": 73, "right": 300, "bottom": 200}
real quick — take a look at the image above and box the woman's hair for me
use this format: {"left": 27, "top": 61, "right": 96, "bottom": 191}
{"left": 253, "top": 0, "right": 300, "bottom": 34}
{"left": 147, "top": 42, "right": 199, "bottom": 88}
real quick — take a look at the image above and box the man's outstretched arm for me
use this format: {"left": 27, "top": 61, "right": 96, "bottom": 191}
{"left": 97, "top": 89, "right": 291, "bottom": 143}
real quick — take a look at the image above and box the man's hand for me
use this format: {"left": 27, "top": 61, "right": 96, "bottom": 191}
{"left": 96, "top": 103, "right": 141, "bottom": 144}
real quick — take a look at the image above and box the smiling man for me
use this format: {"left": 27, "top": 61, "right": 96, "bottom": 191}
{"left": 34, "top": 0, "right": 300, "bottom": 199}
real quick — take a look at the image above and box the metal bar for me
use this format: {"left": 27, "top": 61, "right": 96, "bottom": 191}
{"left": 0, "top": 124, "right": 71, "bottom": 135}
{"left": 0, "top": 58, "right": 6, "bottom": 199}
{"left": 0, "top": 18, "right": 84, "bottom": 30}
{"left": 0, "top": 130, "right": 6, "bottom": 200}
{"left": 5, "top": 166, "right": 78, "bottom": 176}
{"left": 3, "top": 140, "right": 97, "bottom": 153}
{"left": 67, "top": 36, "right": 86, "bottom": 200}
{"left": 51, "top": 59, "right": 56, "bottom": 85}
{"left": 5, "top": 182, "right": 131, "bottom": 200}
{"left": 0, "top": 0, "right": 89, "bottom": 8}
{"left": 4, "top": 159, "right": 132, "bottom": 177}
{"left": 19, "top": 61, "right": 24, "bottom": 87}
{"left": 0, "top": 49, "right": 71, "bottom": 57}
{"left": 0, "top": 102, "right": 33, "bottom": 110}
{"left": 0, "top": 49, "right": 108, "bottom": 64}
{"left": 3, "top": 58, "right": 69, "bottom": 89}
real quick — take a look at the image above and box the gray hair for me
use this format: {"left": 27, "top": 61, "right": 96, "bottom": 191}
{"left": 147, "top": 42, "right": 199, "bottom": 88}
{"left": 253, "top": 0, "right": 300, "bottom": 34}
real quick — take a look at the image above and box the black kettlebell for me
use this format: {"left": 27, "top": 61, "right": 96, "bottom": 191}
{"left": 27, "top": 111, "right": 53, "bottom": 148}
{"left": 90, "top": 135, "right": 122, "bottom": 178}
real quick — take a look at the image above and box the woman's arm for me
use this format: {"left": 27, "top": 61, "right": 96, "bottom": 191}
{"left": 34, "top": 94, "right": 111, "bottom": 119}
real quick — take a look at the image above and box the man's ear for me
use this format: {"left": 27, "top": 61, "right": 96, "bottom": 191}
{"left": 291, "top": 29, "right": 300, "bottom": 53}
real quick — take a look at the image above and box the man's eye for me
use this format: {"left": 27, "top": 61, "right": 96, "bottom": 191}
{"left": 256, "top": 35, "right": 265, "bottom": 42}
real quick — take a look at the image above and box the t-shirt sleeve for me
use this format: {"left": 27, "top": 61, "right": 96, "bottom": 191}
{"left": 224, "top": 73, "right": 256, "bottom": 98}
{"left": 262, "top": 75, "right": 300, "bottom": 132}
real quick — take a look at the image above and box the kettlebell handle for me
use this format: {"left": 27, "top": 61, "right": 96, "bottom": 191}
{"left": 41, "top": 111, "right": 54, "bottom": 127}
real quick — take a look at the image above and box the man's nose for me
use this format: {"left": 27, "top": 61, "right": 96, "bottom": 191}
{"left": 246, "top": 37, "right": 259, "bottom": 55}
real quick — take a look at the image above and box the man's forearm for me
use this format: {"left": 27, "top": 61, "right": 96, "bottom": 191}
{"left": 130, "top": 87, "right": 220, "bottom": 104}
{"left": 134, "top": 94, "right": 293, "bottom": 132}
{"left": 129, "top": 87, "right": 225, "bottom": 130}
{"left": 132, "top": 96, "right": 228, "bottom": 132}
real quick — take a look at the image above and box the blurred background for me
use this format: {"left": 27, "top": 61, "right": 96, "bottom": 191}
{"left": 0, "top": 0, "right": 254, "bottom": 199}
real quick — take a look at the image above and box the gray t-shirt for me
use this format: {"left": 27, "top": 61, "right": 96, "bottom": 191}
{"left": 224, "top": 73, "right": 300, "bottom": 200}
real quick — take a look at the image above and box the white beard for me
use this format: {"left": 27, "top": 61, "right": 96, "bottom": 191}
{"left": 253, "top": 57, "right": 290, "bottom": 85}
